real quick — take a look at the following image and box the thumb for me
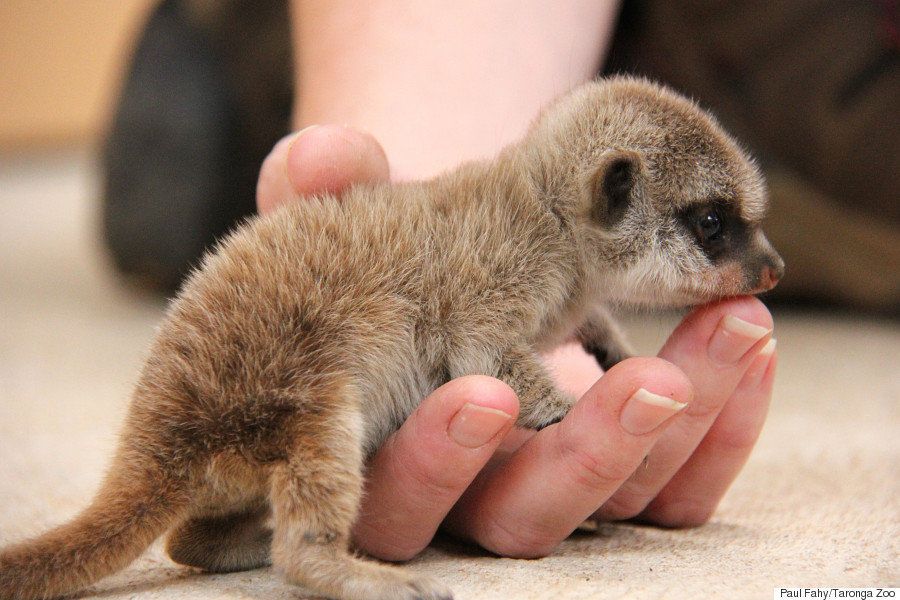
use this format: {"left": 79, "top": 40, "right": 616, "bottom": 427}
{"left": 256, "top": 124, "right": 391, "bottom": 214}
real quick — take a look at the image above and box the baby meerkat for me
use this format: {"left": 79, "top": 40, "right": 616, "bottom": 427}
{"left": 0, "top": 77, "right": 783, "bottom": 600}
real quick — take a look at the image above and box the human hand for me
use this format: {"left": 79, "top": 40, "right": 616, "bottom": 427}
{"left": 256, "top": 126, "right": 777, "bottom": 559}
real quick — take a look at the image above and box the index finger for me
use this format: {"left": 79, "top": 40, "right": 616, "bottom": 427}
{"left": 352, "top": 376, "right": 518, "bottom": 561}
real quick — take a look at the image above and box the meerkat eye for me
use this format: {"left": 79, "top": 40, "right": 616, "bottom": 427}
{"left": 695, "top": 209, "right": 723, "bottom": 243}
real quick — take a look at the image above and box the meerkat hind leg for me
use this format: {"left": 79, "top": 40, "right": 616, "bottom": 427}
{"left": 166, "top": 503, "right": 272, "bottom": 573}
{"left": 269, "top": 414, "right": 453, "bottom": 600}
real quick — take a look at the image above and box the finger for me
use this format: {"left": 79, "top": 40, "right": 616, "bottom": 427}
{"left": 638, "top": 341, "right": 777, "bottom": 526}
{"left": 444, "top": 357, "right": 692, "bottom": 558}
{"left": 595, "top": 296, "right": 774, "bottom": 521}
{"left": 256, "top": 124, "right": 390, "bottom": 214}
{"left": 352, "top": 375, "right": 518, "bottom": 561}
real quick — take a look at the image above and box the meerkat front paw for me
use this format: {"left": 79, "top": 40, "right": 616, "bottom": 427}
{"left": 586, "top": 342, "right": 632, "bottom": 372}
{"left": 577, "top": 308, "right": 636, "bottom": 372}
{"left": 517, "top": 388, "right": 577, "bottom": 430}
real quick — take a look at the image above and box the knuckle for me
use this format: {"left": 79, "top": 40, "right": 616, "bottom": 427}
{"left": 386, "top": 433, "right": 470, "bottom": 501}
{"left": 558, "top": 437, "right": 634, "bottom": 493}
{"left": 684, "top": 392, "right": 729, "bottom": 421}
{"left": 477, "top": 514, "right": 556, "bottom": 559}
{"left": 401, "top": 451, "right": 469, "bottom": 499}
{"left": 599, "top": 486, "right": 653, "bottom": 521}
{"left": 703, "top": 403, "right": 769, "bottom": 456}
{"left": 354, "top": 521, "right": 425, "bottom": 562}
{"left": 705, "top": 424, "right": 761, "bottom": 456}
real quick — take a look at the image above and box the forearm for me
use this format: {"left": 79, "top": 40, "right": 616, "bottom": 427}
{"left": 291, "top": 0, "right": 620, "bottom": 180}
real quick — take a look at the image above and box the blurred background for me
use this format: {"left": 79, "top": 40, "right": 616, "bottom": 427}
{"left": 0, "top": 1, "right": 897, "bottom": 596}
{"left": 0, "top": 1, "right": 154, "bottom": 147}
{"left": 3, "top": 0, "right": 898, "bottom": 307}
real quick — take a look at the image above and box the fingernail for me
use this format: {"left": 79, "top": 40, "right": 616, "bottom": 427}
{"left": 294, "top": 124, "right": 320, "bottom": 139}
{"left": 708, "top": 314, "right": 772, "bottom": 365}
{"left": 739, "top": 338, "right": 777, "bottom": 389}
{"left": 279, "top": 125, "right": 319, "bottom": 159}
{"left": 448, "top": 403, "right": 513, "bottom": 448}
{"left": 285, "top": 125, "right": 319, "bottom": 157}
{"left": 620, "top": 388, "right": 687, "bottom": 436}
{"left": 284, "top": 125, "right": 320, "bottom": 186}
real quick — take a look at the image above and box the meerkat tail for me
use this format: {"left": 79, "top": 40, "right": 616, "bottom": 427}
{"left": 0, "top": 443, "right": 194, "bottom": 600}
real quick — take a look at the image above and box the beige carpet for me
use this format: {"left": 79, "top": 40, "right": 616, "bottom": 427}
{"left": 0, "top": 151, "right": 897, "bottom": 599}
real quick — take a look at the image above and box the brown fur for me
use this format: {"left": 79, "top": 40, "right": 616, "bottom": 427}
{"left": 0, "top": 77, "right": 782, "bottom": 600}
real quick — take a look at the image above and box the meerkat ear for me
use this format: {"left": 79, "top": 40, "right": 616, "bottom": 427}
{"left": 591, "top": 149, "right": 643, "bottom": 225}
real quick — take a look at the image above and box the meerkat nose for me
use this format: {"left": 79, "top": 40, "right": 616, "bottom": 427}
{"left": 759, "top": 259, "right": 784, "bottom": 291}
{"left": 770, "top": 253, "right": 785, "bottom": 282}
{"left": 759, "top": 266, "right": 777, "bottom": 290}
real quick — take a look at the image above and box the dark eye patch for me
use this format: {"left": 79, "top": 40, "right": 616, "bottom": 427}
{"left": 604, "top": 159, "right": 634, "bottom": 216}
{"left": 678, "top": 201, "right": 749, "bottom": 262}
{"left": 591, "top": 154, "right": 639, "bottom": 227}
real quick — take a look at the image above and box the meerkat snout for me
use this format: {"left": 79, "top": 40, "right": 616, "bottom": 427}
{"left": 759, "top": 261, "right": 785, "bottom": 291}
{"left": 744, "top": 229, "right": 785, "bottom": 293}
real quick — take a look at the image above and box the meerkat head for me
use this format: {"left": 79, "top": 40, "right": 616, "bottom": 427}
{"left": 519, "top": 76, "right": 785, "bottom": 308}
